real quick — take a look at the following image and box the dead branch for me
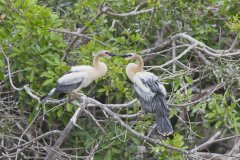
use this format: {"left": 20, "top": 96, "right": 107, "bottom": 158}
{"left": 103, "top": 8, "right": 154, "bottom": 17}
{"left": 61, "top": 3, "right": 107, "bottom": 61}
{"left": 191, "top": 131, "right": 221, "bottom": 153}
{"left": 44, "top": 99, "right": 86, "bottom": 160}
{"left": 49, "top": 28, "right": 107, "bottom": 47}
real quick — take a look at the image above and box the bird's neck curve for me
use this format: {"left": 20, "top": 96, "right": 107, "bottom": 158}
{"left": 93, "top": 52, "right": 102, "bottom": 68}
{"left": 126, "top": 55, "right": 144, "bottom": 82}
{"left": 134, "top": 54, "right": 144, "bottom": 71}
{"left": 92, "top": 53, "right": 108, "bottom": 78}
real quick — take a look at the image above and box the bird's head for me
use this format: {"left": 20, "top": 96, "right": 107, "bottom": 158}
{"left": 99, "top": 50, "right": 117, "bottom": 59}
{"left": 118, "top": 53, "right": 137, "bottom": 60}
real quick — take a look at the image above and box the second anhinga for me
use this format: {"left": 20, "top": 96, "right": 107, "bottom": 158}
{"left": 119, "top": 53, "right": 173, "bottom": 136}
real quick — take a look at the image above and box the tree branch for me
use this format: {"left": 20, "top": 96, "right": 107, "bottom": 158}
{"left": 61, "top": 4, "right": 107, "bottom": 61}
{"left": 104, "top": 8, "right": 154, "bottom": 17}
{"left": 191, "top": 131, "right": 221, "bottom": 153}
{"left": 44, "top": 99, "right": 86, "bottom": 160}
{"left": 49, "top": 28, "right": 107, "bottom": 47}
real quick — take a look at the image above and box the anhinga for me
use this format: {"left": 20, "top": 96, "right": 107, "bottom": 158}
{"left": 119, "top": 53, "right": 173, "bottom": 136}
{"left": 40, "top": 50, "right": 115, "bottom": 103}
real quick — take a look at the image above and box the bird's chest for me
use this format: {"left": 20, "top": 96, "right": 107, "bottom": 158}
{"left": 81, "top": 76, "right": 94, "bottom": 88}
{"left": 134, "top": 84, "right": 155, "bottom": 101}
{"left": 134, "top": 82, "right": 155, "bottom": 102}
{"left": 81, "top": 71, "right": 102, "bottom": 88}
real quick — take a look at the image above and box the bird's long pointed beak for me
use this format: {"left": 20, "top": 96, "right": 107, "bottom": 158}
{"left": 106, "top": 52, "right": 117, "bottom": 59}
{"left": 108, "top": 53, "right": 117, "bottom": 57}
{"left": 115, "top": 54, "right": 129, "bottom": 58}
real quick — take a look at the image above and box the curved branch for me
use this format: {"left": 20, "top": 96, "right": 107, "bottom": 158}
{"left": 104, "top": 8, "right": 154, "bottom": 17}
{"left": 85, "top": 97, "right": 189, "bottom": 155}
{"left": 0, "top": 47, "right": 24, "bottom": 91}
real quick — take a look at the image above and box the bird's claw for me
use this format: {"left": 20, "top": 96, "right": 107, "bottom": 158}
{"left": 69, "top": 92, "right": 85, "bottom": 101}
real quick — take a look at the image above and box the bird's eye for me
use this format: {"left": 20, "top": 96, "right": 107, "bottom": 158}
{"left": 129, "top": 54, "right": 134, "bottom": 57}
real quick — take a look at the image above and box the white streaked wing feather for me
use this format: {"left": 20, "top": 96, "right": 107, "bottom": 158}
{"left": 134, "top": 84, "right": 155, "bottom": 101}
{"left": 158, "top": 82, "right": 167, "bottom": 96}
{"left": 133, "top": 71, "right": 167, "bottom": 100}
{"left": 134, "top": 73, "right": 155, "bottom": 102}
{"left": 70, "top": 65, "right": 94, "bottom": 72}
{"left": 57, "top": 72, "right": 88, "bottom": 85}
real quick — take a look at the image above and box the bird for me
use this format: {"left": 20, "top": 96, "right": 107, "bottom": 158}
{"left": 118, "top": 53, "right": 173, "bottom": 136}
{"left": 40, "top": 50, "right": 116, "bottom": 103}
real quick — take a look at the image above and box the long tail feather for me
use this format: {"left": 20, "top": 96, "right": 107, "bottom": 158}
{"left": 155, "top": 114, "right": 173, "bottom": 136}
{"left": 40, "top": 88, "right": 56, "bottom": 103}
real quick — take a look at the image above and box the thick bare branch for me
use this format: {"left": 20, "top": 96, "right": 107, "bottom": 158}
{"left": 44, "top": 99, "right": 86, "bottom": 160}
{"left": 104, "top": 8, "right": 154, "bottom": 17}
{"left": 191, "top": 131, "right": 221, "bottom": 153}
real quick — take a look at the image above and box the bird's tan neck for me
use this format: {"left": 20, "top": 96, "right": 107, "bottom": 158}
{"left": 93, "top": 53, "right": 102, "bottom": 68}
{"left": 135, "top": 54, "right": 144, "bottom": 71}
{"left": 92, "top": 53, "right": 107, "bottom": 78}
{"left": 126, "top": 55, "right": 144, "bottom": 82}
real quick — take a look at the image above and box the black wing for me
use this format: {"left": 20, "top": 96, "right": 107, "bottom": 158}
{"left": 54, "top": 72, "right": 86, "bottom": 93}
{"left": 55, "top": 81, "right": 83, "bottom": 93}
{"left": 134, "top": 74, "right": 168, "bottom": 114}
{"left": 134, "top": 74, "right": 173, "bottom": 135}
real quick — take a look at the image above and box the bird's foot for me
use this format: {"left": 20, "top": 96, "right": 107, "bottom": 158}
{"left": 140, "top": 109, "right": 147, "bottom": 115}
{"left": 75, "top": 92, "right": 85, "bottom": 97}
{"left": 69, "top": 93, "right": 77, "bottom": 101}
{"left": 69, "top": 92, "right": 85, "bottom": 101}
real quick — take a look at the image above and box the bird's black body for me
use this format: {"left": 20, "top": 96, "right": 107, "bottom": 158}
{"left": 133, "top": 73, "right": 173, "bottom": 136}
{"left": 116, "top": 53, "right": 173, "bottom": 135}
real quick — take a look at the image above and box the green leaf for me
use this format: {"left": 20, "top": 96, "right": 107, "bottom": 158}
{"left": 57, "top": 109, "right": 62, "bottom": 117}
{"left": 42, "top": 79, "right": 54, "bottom": 86}
{"left": 66, "top": 103, "right": 73, "bottom": 112}
{"left": 215, "top": 121, "right": 222, "bottom": 128}
{"left": 104, "top": 150, "right": 112, "bottom": 160}
{"left": 29, "top": 70, "right": 35, "bottom": 82}
{"left": 185, "top": 76, "right": 193, "bottom": 85}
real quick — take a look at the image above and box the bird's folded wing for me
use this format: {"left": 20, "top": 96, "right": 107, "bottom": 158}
{"left": 142, "top": 77, "right": 167, "bottom": 97}
{"left": 134, "top": 73, "right": 168, "bottom": 113}
{"left": 55, "top": 72, "right": 87, "bottom": 93}
{"left": 70, "top": 65, "right": 94, "bottom": 72}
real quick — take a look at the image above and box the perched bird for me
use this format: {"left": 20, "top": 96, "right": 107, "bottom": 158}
{"left": 40, "top": 50, "right": 115, "bottom": 103}
{"left": 119, "top": 53, "right": 173, "bottom": 136}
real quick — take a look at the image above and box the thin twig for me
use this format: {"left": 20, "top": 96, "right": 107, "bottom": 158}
{"left": 9, "top": 130, "right": 62, "bottom": 152}
{"left": 15, "top": 108, "right": 42, "bottom": 160}
{"left": 84, "top": 109, "right": 106, "bottom": 135}
{"left": 61, "top": 3, "right": 107, "bottom": 61}
{"left": 191, "top": 131, "right": 221, "bottom": 153}
{"left": 149, "top": 45, "right": 194, "bottom": 70}
{"left": 0, "top": 47, "right": 24, "bottom": 91}
{"left": 86, "top": 140, "right": 102, "bottom": 160}
{"left": 49, "top": 28, "right": 107, "bottom": 47}
{"left": 142, "top": 1, "right": 156, "bottom": 38}
{"left": 104, "top": 8, "right": 154, "bottom": 17}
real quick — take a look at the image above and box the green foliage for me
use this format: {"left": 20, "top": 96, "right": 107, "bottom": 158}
{"left": 0, "top": 0, "right": 66, "bottom": 90}
{"left": 226, "top": 14, "right": 240, "bottom": 37}
{"left": 1, "top": 0, "right": 240, "bottom": 159}
{"left": 153, "top": 133, "right": 188, "bottom": 160}
{"left": 205, "top": 91, "right": 240, "bottom": 133}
